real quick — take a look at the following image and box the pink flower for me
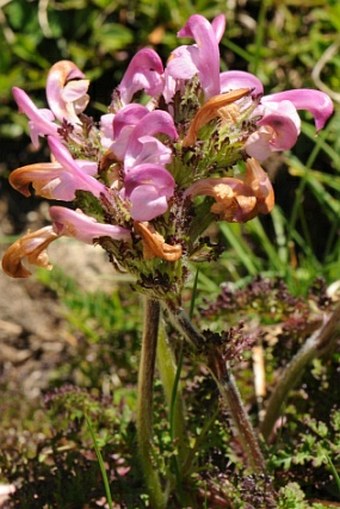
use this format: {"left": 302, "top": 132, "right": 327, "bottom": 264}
{"left": 109, "top": 107, "right": 178, "bottom": 171}
{"left": 166, "top": 14, "right": 224, "bottom": 100}
{"left": 46, "top": 60, "right": 89, "bottom": 125}
{"left": 12, "top": 87, "right": 59, "bottom": 147}
{"left": 123, "top": 110, "right": 178, "bottom": 171}
{"left": 261, "top": 89, "right": 334, "bottom": 131}
{"left": 1, "top": 206, "right": 131, "bottom": 278}
{"left": 245, "top": 100, "right": 301, "bottom": 160}
{"left": 124, "top": 164, "right": 175, "bottom": 221}
{"left": 246, "top": 89, "right": 334, "bottom": 161}
{"left": 50, "top": 206, "right": 130, "bottom": 243}
{"left": 117, "top": 48, "right": 164, "bottom": 105}
{"left": 109, "top": 104, "right": 150, "bottom": 160}
{"left": 12, "top": 61, "right": 90, "bottom": 148}
{"left": 9, "top": 158, "right": 98, "bottom": 201}
{"left": 47, "top": 137, "right": 109, "bottom": 200}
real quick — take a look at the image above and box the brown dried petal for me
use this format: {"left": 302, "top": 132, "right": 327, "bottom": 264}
{"left": 244, "top": 158, "right": 275, "bottom": 214}
{"left": 182, "top": 88, "right": 250, "bottom": 147}
{"left": 2, "top": 227, "right": 59, "bottom": 278}
{"left": 134, "top": 222, "right": 182, "bottom": 262}
{"left": 9, "top": 163, "right": 61, "bottom": 198}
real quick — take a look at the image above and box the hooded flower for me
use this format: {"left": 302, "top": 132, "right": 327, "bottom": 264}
{"left": 12, "top": 87, "right": 59, "bottom": 147}
{"left": 124, "top": 164, "right": 175, "bottom": 221}
{"left": 245, "top": 90, "right": 334, "bottom": 161}
{"left": 12, "top": 61, "right": 90, "bottom": 148}
{"left": 245, "top": 100, "right": 302, "bottom": 160}
{"left": 1, "top": 206, "right": 130, "bottom": 279}
{"left": 166, "top": 14, "right": 224, "bottom": 100}
{"left": 46, "top": 60, "right": 90, "bottom": 125}
{"left": 117, "top": 48, "right": 164, "bottom": 105}
{"left": 109, "top": 108, "right": 178, "bottom": 172}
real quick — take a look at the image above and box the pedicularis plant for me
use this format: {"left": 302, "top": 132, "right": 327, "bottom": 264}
{"left": 2, "top": 13, "right": 338, "bottom": 509}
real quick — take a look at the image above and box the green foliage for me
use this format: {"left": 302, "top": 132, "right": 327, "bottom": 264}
{"left": 278, "top": 482, "right": 314, "bottom": 509}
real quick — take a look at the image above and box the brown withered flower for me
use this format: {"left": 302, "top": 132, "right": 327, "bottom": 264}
{"left": 182, "top": 88, "right": 250, "bottom": 147}
{"left": 2, "top": 227, "right": 59, "bottom": 278}
{"left": 134, "top": 222, "right": 182, "bottom": 262}
{"left": 186, "top": 158, "right": 274, "bottom": 223}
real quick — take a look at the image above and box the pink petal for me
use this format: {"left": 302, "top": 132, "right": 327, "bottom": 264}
{"left": 12, "top": 87, "right": 59, "bottom": 146}
{"left": 244, "top": 127, "right": 273, "bottom": 162}
{"left": 77, "top": 161, "right": 98, "bottom": 176}
{"left": 124, "top": 135, "right": 172, "bottom": 170}
{"left": 220, "top": 70, "right": 264, "bottom": 97}
{"left": 47, "top": 137, "right": 108, "bottom": 199}
{"left": 124, "top": 163, "right": 175, "bottom": 198}
{"left": 46, "top": 60, "right": 89, "bottom": 124}
{"left": 113, "top": 104, "right": 149, "bottom": 139}
{"left": 166, "top": 45, "right": 199, "bottom": 81}
{"left": 123, "top": 110, "right": 178, "bottom": 171}
{"left": 211, "top": 14, "right": 226, "bottom": 43}
{"left": 124, "top": 163, "right": 175, "bottom": 220}
{"left": 176, "top": 14, "right": 221, "bottom": 98}
{"left": 129, "top": 186, "right": 169, "bottom": 221}
{"left": 162, "top": 68, "right": 183, "bottom": 104}
{"left": 100, "top": 113, "right": 115, "bottom": 147}
{"left": 117, "top": 48, "right": 164, "bottom": 104}
{"left": 262, "top": 89, "right": 333, "bottom": 130}
{"left": 50, "top": 206, "right": 130, "bottom": 243}
{"left": 256, "top": 100, "right": 301, "bottom": 151}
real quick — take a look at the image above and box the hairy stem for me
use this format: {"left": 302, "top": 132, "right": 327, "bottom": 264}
{"left": 164, "top": 301, "right": 269, "bottom": 475}
{"left": 214, "top": 366, "right": 267, "bottom": 471}
{"left": 260, "top": 304, "right": 340, "bottom": 442}
{"left": 137, "top": 298, "right": 166, "bottom": 509}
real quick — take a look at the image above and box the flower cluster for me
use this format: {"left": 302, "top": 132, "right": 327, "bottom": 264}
{"left": 2, "top": 14, "right": 333, "bottom": 296}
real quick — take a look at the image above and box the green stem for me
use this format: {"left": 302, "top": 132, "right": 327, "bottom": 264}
{"left": 251, "top": 0, "right": 270, "bottom": 75}
{"left": 85, "top": 414, "right": 113, "bottom": 509}
{"left": 156, "top": 322, "right": 188, "bottom": 465}
{"left": 260, "top": 304, "right": 340, "bottom": 442}
{"left": 137, "top": 298, "right": 166, "bottom": 509}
